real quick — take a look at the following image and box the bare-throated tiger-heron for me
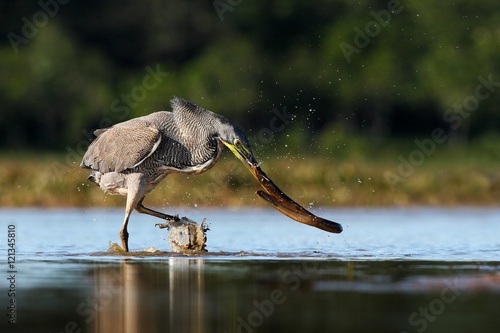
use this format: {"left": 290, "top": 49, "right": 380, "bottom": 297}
{"left": 81, "top": 97, "right": 342, "bottom": 251}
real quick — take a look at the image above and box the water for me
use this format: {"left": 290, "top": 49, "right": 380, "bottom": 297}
{"left": 0, "top": 207, "right": 499, "bottom": 332}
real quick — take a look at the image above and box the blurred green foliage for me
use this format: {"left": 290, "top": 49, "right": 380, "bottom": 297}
{"left": 1, "top": 0, "right": 500, "bottom": 154}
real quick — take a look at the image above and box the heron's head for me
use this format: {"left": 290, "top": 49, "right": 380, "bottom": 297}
{"left": 217, "top": 123, "right": 258, "bottom": 169}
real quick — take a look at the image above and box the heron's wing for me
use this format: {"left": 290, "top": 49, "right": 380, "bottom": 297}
{"left": 81, "top": 124, "right": 161, "bottom": 173}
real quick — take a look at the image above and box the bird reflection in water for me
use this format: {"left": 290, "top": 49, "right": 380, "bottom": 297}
{"left": 90, "top": 259, "right": 206, "bottom": 333}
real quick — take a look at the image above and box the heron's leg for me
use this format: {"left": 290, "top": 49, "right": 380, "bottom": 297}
{"left": 119, "top": 211, "right": 131, "bottom": 252}
{"left": 120, "top": 180, "right": 145, "bottom": 252}
{"left": 120, "top": 202, "right": 135, "bottom": 252}
{"left": 135, "top": 197, "right": 180, "bottom": 222}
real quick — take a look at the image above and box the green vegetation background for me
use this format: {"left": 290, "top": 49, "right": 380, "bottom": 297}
{"left": 0, "top": 0, "right": 499, "bottom": 208}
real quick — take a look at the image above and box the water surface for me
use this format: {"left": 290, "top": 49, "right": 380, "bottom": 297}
{"left": 0, "top": 207, "right": 499, "bottom": 332}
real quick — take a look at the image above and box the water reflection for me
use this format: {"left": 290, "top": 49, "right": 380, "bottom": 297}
{"left": 3, "top": 258, "right": 500, "bottom": 333}
{"left": 83, "top": 259, "right": 500, "bottom": 333}
{"left": 92, "top": 258, "right": 206, "bottom": 333}
{"left": 168, "top": 259, "right": 205, "bottom": 333}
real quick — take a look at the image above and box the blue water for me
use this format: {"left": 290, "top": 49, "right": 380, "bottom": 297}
{"left": 0, "top": 207, "right": 499, "bottom": 333}
{"left": 0, "top": 207, "right": 498, "bottom": 260}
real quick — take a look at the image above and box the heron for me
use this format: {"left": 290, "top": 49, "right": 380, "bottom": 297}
{"left": 81, "top": 97, "right": 258, "bottom": 252}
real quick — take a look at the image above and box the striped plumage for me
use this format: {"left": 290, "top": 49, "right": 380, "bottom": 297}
{"left": 81, "top": 97, "right": 256, "bottom": 251}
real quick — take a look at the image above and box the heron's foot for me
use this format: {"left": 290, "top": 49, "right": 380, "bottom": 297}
{"left": 169, "top": 214, "right": 180, "bottom": 222}
{"left": 155, "top": 214, "right": 180, "bottom": 229}
{"left": 155, "top": 221, "right": 173, "bottom": 229}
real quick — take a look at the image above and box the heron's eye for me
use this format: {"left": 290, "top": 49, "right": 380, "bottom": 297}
{"left": 234, "top": 139, "right": 242, "bottom": 146}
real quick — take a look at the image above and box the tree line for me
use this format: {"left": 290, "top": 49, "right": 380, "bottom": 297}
{"left": 1, "top": 0, "right": 499, "bottom": 151}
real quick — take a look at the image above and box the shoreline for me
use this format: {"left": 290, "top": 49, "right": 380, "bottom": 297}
{"left": 1, "top": 154, "right": 499, "bottom": 208}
